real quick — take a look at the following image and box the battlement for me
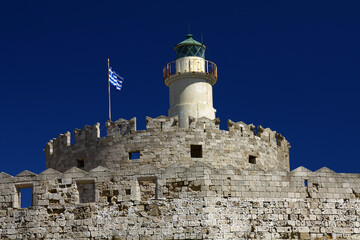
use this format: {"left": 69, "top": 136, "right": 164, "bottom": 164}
{"left": 106, "top": 117, "right": 136, "bottom": 136}
{"left": 227, "top": 119, "right": 290, "bottom": 149}
{"left": 146, "top": 116, "right": 177, "bottom": 132}
{"left": 46, "top": 124, "right": 100, "bottom": 159}
{"left": 44, "top": 116, "right": 291, "bottom": 173}
{"left": 2, "top": 164, "right": 360, "bottom": 209}
{"left": 1, "top": 164, "right": 360, "bottom": 239}
{"left": 46, "top": 116, "right": 288, "bottom": 152}
{"left": 4, "top": 31, "right": 358, "bottom": 240}
{"left": 74, "top": 123, "right": 100, "bottom": 144}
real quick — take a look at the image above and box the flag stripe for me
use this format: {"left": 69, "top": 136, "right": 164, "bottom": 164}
{"left": 109, "top": 66, "right": 124, "bottom": 91}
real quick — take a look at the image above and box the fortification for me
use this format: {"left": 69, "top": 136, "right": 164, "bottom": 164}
{"left": 1, "top": 34, "right": 360, "bottom": 239}
{"left": 45, "top": 116, "right": 290, "bottom": 173}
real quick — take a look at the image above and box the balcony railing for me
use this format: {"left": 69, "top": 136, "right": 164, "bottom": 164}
{"left": 163, "top": 60, "right": 217, "bottom": 81}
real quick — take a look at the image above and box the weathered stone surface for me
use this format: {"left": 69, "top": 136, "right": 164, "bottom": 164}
{"left": 1, "top": 116, "right": 359, "bottom": 239}
{"left": 1, "top": 158, "right": 360, "bottom": 239}
{"left": 45, "top": 116, "right": 291, "bottom": 173}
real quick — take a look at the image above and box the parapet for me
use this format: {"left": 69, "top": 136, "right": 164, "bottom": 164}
{"left": 227, "top": 119, "right": 290, "bottom": 149}
{"left": 45, "top": 132, "right": 71, "bottom": 160}
{"left": 74, "top": 123, "right": 100, "bottom": 144}
{"left": 146, "top": 116, "right": 178, "bottom": 132}
{"left": 228, "top": 119, "right": 254, "bottom": 136}
{"left": 2, "top": 164, "right": 360, "bottom": 206}
{"left": 45, "top": 123, "right": 100, "bottom": 161}
{"left": 45, "top": 116, "right": 291, "bottom": 173}
{"left": 106, "top": 117, "right": 136, "bottom": 136}
{"left": 189, "top": 116, "right": 220, "bottom": 130}
{"left": 1, "top": 163, "right": 360, "bottom": 239}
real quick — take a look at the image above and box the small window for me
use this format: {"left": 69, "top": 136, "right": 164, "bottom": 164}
{"left": 129, "top": 151, "right": 140, "bottom": 160}
{"left": 125, "top": 189, "right": 131, "bottom": 195}
{"left": 15, "top": 184, "right": 33, "bottom": 208}
{"left": 20, "top": 187, "right": 33, "bottom": 208}
{"left": 304, "top": 180, "right": 308, "bottom": 187}
{"left": 191, "top": 145, "right": 202, "bottom": 158}
{"left": 249, "top": 155, "right": 256, "bottom": 164}
{"left": 77, "top": 159, "right": 84, "bottom": 168}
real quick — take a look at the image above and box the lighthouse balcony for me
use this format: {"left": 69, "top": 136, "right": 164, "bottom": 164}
{"left": 163, "top": 59, "right": 217, "bottom": 81}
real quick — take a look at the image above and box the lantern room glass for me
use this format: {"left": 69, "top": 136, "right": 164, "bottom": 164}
{"left": 175, "top": 45, "right": 205, "bottom": 59}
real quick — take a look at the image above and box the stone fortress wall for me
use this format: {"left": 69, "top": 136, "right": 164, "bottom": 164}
{"left": 1, "top": 158, "right": 360, "bottom": 239}
{"left": 2, "top": 117, "right": 360, "bottom": 239}
{"left": 4, "top": 33, "right": 359, "bottom": 239}
{"left": 45, "top": 116, "right": 290, "bottom": 173}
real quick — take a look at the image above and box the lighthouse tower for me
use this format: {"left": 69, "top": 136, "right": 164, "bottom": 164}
{"left": 163, "top": 34, "right": 218, "bottom": 128}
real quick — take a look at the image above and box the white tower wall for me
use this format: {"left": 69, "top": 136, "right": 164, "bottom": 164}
{"left": 175, "top": 56, "right": 205, "bottom": 73}
{"left": 166, "top": 56, "right": 216, "bottom": 128}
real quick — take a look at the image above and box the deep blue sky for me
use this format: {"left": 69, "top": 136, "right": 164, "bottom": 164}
{"left": 1, "top": 0, "right": 359, "bottom": 176}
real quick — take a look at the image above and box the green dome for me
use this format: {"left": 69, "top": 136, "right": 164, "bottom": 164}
{"left": 174, "top": 34, "right": 206, "bottom": 59}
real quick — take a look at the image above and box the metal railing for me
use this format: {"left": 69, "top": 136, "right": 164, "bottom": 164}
{"left": 163, "top": 60, "right": 217, "bottom": 81}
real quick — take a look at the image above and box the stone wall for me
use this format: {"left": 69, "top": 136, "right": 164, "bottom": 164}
{"left": 1, "top": 164, "right": 360, "bottom": 239}
{"left": 45, "top": 116, "right": 291, "bottom": 173}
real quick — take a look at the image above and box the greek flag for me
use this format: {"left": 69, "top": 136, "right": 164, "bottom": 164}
{"left": 109, "top": 66, "right": 124, "bottom": 91}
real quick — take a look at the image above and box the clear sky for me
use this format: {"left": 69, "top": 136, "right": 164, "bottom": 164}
{"left": 0, "top": 0, "right": 359, "bottom": 177}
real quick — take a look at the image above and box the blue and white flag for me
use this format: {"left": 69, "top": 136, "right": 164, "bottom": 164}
{"left": 109, "top": 66, "right": 124, "bottom": 91}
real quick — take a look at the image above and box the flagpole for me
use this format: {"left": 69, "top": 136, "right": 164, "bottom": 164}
{"left": 108, "top": 58, "right": 111, "bottom": 121}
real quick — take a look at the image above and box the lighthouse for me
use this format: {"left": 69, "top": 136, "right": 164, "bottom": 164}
{"left": 163, "top": 34, "right": 218, "bottom": 128}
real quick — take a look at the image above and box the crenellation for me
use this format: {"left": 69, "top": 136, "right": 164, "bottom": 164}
{"left": 1, "top": 61, "right": 357, "bottom": 238}
{"left": 145, "top": 115, "right": 178, "bottom": 132}
{"left": 6, "top": 31, "right": 360, "bottom": 239}
{"left": 227, "top": 120, "right": 274, "bottom": 141}
{"left": 59, "top": 131, "right": 71, "bottom": 147}
{"left": 258, "top": 125, "right": 277, "bottom": 146}
{"left": 8, "top": 164, "right": 345, "bottom": 201}
{"left": 0, "top": 172, "right": 13, "bottom": 184}
{"left": 189, "top": 116, "right": 220, "bottom": 131}
{"left": 51, "top": 132, "right": 71, "bottom": 157}
{"left": 43, "top": 116, "right": 291, "bottom": 173}
{"left": 106, "top": 117, "right": 136, "bottom": 137}
{"left": 45, "top": 139, "right": 53, "bottom": 158}
{"left": 227, "top": 119, "right": 249, "bottom": 136}
{"left": 74, "top": 123, "right": 100, "bottom": 145}
{"left": 249, "top": 123, "right": 256, "bottom": 138}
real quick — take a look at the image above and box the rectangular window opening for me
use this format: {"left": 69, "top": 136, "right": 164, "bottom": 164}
{"left": 20, "top": 187, "right": 33, "bottom": 208}
{"left": 304, "top": 180, "right": 308, "bottom": 187}
{"left": 249, "top": 155, "right": 256, "bottom": 164}
{"left": 77, "top": 159, "right": 85, "bottom": 168}
{"left": 129, "top": 151, "right": 140, "bottom": 160}
{"left": 119, "top": 125, "right": 122, "bottom": 134}
{"left": 77, "top": 181, "right": 95, "bottom": 203}
{"left": 15, "top": 184, "right": 33, "bottom": 208}
{"left": 191, "top": 145, "right": 202, "bottom": 158}
{"left": 125, "top": 189, "right": 131, "bottom": 195}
